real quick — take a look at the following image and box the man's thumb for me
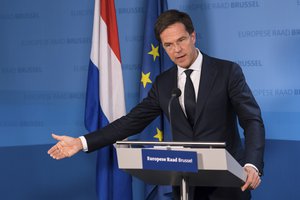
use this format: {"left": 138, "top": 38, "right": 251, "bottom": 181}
{"left": 52, "top": 133, "right": 63, "bottom": 141}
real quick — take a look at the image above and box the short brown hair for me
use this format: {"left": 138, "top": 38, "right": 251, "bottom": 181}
{"left": 154, "top": 9, "right": 195, "bottom": 43}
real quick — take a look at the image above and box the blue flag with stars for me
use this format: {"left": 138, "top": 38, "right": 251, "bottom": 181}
{"left": 139, "top": 0, "right": 173, "bottom": 199}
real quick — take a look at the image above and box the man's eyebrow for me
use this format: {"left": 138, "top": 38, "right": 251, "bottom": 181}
{"left": 177, "top": 36, "right": 187, "bottom": 40}
{"left": 163, "top": 36, "right": 187, "bottom": 44}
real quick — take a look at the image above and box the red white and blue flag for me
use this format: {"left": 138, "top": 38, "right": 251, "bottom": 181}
{"left": 85, "top": 0, "right": 132, "bottom": 199}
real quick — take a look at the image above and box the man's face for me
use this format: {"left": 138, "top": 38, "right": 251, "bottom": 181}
{"left": 160, "top": 22, "right": 197, "bottom": 69}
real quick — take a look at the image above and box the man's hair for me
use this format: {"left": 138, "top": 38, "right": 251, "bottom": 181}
{"left": 154, "top": 9, "right": 195, "bottom": 43}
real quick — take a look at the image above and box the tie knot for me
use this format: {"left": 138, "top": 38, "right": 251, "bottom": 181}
{"left": 184, "top": 69, "right": 193, "bottom": 77}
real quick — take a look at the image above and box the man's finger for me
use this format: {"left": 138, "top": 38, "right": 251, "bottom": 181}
{"left": 251, "top": 176, "right": 261, "bottom": 189}
{"left": 50, "top": 150, "right": 61, "bottom": 159}
{"left": 50, "top": 150, "right": 67, "bottom": 160}
{"left": 241, "top": 181, "right": 251, "bottom": 191}
{"left": 47, "top": 145, "right": 58, "bottom": 155}
{"left": 51, "top": 133, "right": 63, "bottom": 141}
{"left": 241, "top": 173, "right": 254, "bottom": 191}
{"left": 48, "top": 147, "right": 61, "bottom": 157}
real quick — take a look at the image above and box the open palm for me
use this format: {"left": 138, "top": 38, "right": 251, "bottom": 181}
{"left": 48, "top": 134, "right": 83, "bottom": 160}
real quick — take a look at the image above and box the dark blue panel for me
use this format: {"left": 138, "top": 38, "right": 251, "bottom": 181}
{"left": 252, "top": 139, "right": 300, "bottom": 199}
{"left": 0, "top": 144, "right": 97, "bottom": 200}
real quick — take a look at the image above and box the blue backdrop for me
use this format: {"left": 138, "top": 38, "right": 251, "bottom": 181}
{"left": 1, "top": 0, "right": 300, "bottom": 199}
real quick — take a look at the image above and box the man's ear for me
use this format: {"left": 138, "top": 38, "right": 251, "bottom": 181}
{"left": 191, "top": 31, "right": 196, "bottom": 44}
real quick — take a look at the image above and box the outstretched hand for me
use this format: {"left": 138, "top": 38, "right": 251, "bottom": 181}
{"left": 47, "top": 134, "right": 83, "bottom": 160}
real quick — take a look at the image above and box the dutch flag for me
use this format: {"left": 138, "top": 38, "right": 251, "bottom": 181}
{"left": 85, "top": 0, "right": 132, "bottom": 199}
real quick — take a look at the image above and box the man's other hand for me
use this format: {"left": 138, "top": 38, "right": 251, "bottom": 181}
{"left": 241, "top": 165, "right": 261, "bottom": 191}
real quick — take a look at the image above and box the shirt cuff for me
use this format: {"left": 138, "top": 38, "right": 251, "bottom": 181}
{"left": 79, "top": 136, "right": 88, "bottom": 152}
{"left": 244, "top": 163, "right": 260, "bottom": 175}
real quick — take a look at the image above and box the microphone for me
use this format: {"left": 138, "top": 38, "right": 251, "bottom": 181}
{"left": 171, "top": 88, "right": 182, "bottom": 98}
{"left": 168, "top": 88, "right": 181, "bottom": 136}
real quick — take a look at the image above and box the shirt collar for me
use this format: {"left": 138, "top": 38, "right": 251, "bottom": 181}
{"left": 177, "top": 48, "right": 203, "bottom": 76}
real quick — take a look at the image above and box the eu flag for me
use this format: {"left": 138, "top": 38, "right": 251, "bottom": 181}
{"left": 139, "top": 0, "right": 173, "bottom": 199}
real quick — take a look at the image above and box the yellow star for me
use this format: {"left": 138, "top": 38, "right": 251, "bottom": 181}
{"left": 154, "top": 127, "right": 163, "bottom": 142}
{"left": 148, "top": 44, "right": 159, "bottom": 61}
{"left": 141, "top": 72, "right": 152, "bottom": 88}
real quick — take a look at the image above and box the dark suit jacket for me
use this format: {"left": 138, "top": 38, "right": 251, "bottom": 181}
{"left": 85, "top": 53, "right": 265, "bottom": 174}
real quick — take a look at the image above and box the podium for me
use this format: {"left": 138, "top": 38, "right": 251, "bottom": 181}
{"left": 116, "top": 141, "right": 246, "bottom": 200}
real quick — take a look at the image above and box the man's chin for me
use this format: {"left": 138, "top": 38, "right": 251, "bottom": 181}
{"left": 177, "top": 62, "right": 189, "bottom": 68}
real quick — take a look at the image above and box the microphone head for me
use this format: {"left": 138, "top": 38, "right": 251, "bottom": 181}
{"left": 171, "top": 88, "right": 181, "bottom": 97}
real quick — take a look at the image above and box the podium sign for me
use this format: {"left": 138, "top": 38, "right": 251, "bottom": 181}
{"left": 142, "top": 149, "right": 198, "bottom": 172}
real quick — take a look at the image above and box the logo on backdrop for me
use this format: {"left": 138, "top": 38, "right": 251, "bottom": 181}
{"left": 0, "top": 12, "right": 39, "bottom": 20}
{"left": 21, "top": 37, "right": 91, "bottom": 46}
{"left": 118, "top": 7, "right": 145, "bottom": 14}
{"left": 235, "top": 59, "right": 263, "bottom": 67}
{"left": 238, "top": 29, "right": 300, "bottom": 38}
{"left": 179, "top": 1, "right": 260, "bottom": 11}
{"left": 252, "top": 89, "right": 300, "bottom": 97}
{"left": 70, "top": 9, "right": 93, "bottom": 17}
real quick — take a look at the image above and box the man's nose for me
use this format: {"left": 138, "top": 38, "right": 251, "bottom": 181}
{"left": 173, "top": 43, "right": 182, "bottom": 52}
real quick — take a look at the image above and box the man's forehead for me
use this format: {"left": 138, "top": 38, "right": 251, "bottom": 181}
{"left": 160, "top": 22, "right": 186, "bottom": 33}
{"left": 160, "top": 24, "right": 189, "bottom": 43}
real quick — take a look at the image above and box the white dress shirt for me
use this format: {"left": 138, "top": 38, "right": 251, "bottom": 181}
{"left": 177, "top": 49, "right": 202, "bottom": 116}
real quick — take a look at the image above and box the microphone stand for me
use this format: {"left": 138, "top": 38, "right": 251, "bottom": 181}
{"left": 168, "top": 88, "right": 181, "bottom": 138}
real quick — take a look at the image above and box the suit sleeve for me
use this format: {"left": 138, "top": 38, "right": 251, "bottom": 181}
{"left": 84, "top": 80, "right": 162, "bottom": 152}
{"left": 228, "top": 63, "right": 265, "bottom": 174}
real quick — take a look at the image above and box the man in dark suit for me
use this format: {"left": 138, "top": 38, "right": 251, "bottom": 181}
{"left": 48, "top": 10, "right": 264, "bottom": 200}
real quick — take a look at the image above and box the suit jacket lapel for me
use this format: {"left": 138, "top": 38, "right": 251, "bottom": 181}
{"left": 169, "top": 67, "right": 186, "bottom": 119}
{"left": 194, "top": 54, "right": 218, "bottom": 127}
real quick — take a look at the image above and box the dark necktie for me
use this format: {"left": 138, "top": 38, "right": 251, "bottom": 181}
{"left": 184, "top": 69, "right": 196, "bottom": 127}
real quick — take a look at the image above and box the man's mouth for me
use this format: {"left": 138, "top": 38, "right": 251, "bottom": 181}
{"left": 176, "top": 54, "right": 186, "bottom": 60}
